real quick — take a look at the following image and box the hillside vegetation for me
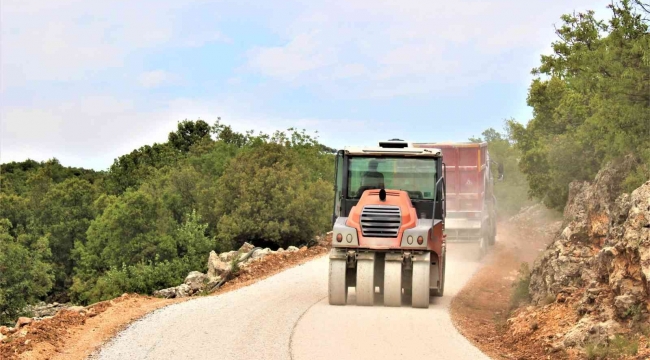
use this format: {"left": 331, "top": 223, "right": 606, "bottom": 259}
{"left": 507, "top": 0, "right": 650, "bottom": 210}
{"left": 0, "top": 121, "right": 334, "bottom": 323}
{"left": 472, "top": 0, "right": 649, "bottom": 216}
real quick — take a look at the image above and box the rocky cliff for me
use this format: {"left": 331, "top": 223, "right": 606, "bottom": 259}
{"left": 526, "top": 156, "right": 649, "bottom": 348}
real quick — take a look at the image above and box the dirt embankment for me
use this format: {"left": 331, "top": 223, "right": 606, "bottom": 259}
{"left": 0, "top": 245, "right": 329, "bottom": 360}
{"left": 451, "top": 207, "right": 562, "bottom": 359}
{"left": 452, "top": 175, "right": 650, "bottom": 360}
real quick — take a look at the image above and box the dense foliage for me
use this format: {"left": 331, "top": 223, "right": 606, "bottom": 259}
{"left": 0, "top": 120, "right": 334, "bottom": 322}
{"left": 0, "top": 219, "right": 53, "bottom": 324}
{"left": 508, "top": 0, "right": 650, "bottom": 209}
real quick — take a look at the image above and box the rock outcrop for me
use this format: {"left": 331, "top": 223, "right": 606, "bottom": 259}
{"left": 153, "top": 239, "right": 318, "bottom": 298}
{"left": 527, "top": 156, "right": 649, "bottom": 348}
{"left": 184, "top": 271, "right": 208, "bottom": 292}
{"left": 207, "top": 251, "right": 229, "bottom": 279}
{"left": 24, "top": 302, "right": 69, "bottom": 318}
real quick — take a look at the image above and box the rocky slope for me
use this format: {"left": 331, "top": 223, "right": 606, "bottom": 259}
{"left": 514, "top": 157, "right": 649, "bottom": 352}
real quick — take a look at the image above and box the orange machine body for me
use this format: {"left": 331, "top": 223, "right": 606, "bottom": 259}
{"left": 345, "top": 189, "right": 444, "bottom": 257}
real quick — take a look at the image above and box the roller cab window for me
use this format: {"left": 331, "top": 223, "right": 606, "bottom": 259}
{"left": 346, "top": 157, "right": 437, "bottom": 200}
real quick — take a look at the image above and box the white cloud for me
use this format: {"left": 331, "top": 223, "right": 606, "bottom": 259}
{"left": 0, "top": 95, "right": 367, "bottom": 169}
{"left": 247, "top": 33, "right": 336, "bottom": 81}
{"left": 246, "top": 0, "right": 613, "bottom": 96}
{"left": 138, "top": 70, "right": 179, "bottom": 88}
{"left": 0, "top": 0, "right": 222, "bottom": 89}
{"left": 185, "top": 31, "right": 232, "bottom": 47}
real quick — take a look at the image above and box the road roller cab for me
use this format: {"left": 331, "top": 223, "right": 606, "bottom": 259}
{"left": 328, "top": 139, "right": 446, "bottom": 308}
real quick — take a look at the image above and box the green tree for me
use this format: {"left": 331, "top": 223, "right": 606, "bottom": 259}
{"left": 36, "top": 178, "right": 98, "bottom": 294}
{"left": 105, "top": 142, "right": 180, "bottom": 194}
{"left": 73, "top": 211, "right": 213, "bottom": 303}
{"left": 214, "top": 142, "right": 331, "bottom": 250}
{"left": 168, "top": 119, "right": 212, "bottom": 152}
{"left": 0, "top": 219, "right": 53, "bottom": 325}
{"left": 509, "top": 0, "right": 650, "bottom": 209}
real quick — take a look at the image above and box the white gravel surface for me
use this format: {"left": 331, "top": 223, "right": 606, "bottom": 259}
{"left": 93, "top": 245, "right": 490, "bottom": 360}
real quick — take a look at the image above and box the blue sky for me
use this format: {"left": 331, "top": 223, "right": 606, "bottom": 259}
{"left": 1, "top": 0, "right": 612, "bottom": 170}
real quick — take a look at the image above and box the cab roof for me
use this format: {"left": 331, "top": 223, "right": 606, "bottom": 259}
{"left": 343, "top": 146, "right": 441, "bottom": 157}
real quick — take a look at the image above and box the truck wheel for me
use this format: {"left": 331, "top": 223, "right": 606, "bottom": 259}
{"left": 476, "top": 238, "right": 487, "bottom": 261}
{"left": 488, "top": 220, "right": 497, "bottom": 246}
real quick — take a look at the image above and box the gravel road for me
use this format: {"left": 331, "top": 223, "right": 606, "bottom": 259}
{"left": 93, "top": 245, "right": 490, "bottom": 360}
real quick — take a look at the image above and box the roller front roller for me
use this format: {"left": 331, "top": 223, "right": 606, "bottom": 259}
{"left": 356, "top": 252, "right": 375, "bottom": 306}
{"left": 411, "top": 252, "right": 431, "bottom": 308}
{"left": 383, "top": 253, "right": 402, "bottom": 307}
{"left": 328, "top": 250, "right": 348, "bottom": 305}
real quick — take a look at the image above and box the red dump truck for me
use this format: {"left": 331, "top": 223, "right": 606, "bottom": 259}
{"left": 412, "top": 142, "right": 500, "bottom": 258}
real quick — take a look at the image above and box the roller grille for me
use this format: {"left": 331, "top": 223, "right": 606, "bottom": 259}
{"left": 360, "top": 205, "right": 401, "bottom": 238}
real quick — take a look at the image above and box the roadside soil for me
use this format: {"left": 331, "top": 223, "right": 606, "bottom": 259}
{"left": 0, "top": 245, "right": 329, "bottom": 360}
{"left": 450, "top": 221, "right": 558, "bottom": 359}
{"left": 450, "top": 219, "right": 650, "bottom": 360}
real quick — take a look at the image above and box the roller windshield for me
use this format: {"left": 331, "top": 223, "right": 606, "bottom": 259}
{"left": 347, "top": 157, "right": 437, "bottom": 200}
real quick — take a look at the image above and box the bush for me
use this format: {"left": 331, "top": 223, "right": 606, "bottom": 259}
{"left": 214, "top": 142, "right": 332, "bottom": 250}
{"left": 585, "top": 335, "right": 638, "bottom": 359}
{"left": 72, "top": 208, "right": 213, "bottom": 304}
{"left": 78, "top": 257, "right": 197, "bottom": 303}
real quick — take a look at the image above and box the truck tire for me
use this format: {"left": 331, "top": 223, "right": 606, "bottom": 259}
{"left": 488, "top": 231, "right": 496, "bottom": 246}
{"left": 488, "top": 218, "right": 497, "bottom": 245}
{"left": 476, "top": 238, "right": 487, "bottom": 260}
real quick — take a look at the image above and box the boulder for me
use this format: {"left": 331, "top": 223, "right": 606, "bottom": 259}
{"left": 15, "top": 317, "right": 32, "bottom": 329}
{"left": 153, "top": 287, "right": 177, "bottom": 299}
{"left": 239, "top": 242, "right": 255, "bottom": 254}
{"left": 207, "top": 251, "right": 229, "bottom": 278}
{"left": 206, "top": 276, "right": 222, "bottom": 290}
{"left": 0, "top": 333, "right": 5, "bottom": 342}
{"left": 613, "top": 294, "right": 638, "bottom": 318}
{"left": 562, "top": 316, "right": 622, "bottom": 347}
{"left": 252, "top": 248, "right": 272, "bottom": 259}
{"left": 184, "top": 271, "right": 207, "bottom": 292}
{"left": 219, "top": 251, "right": 238, "bottom": 263}
{"left": 175, "top": 284, "right": 191, "bottom": 298}
{"left": 276, "top": 248, "right": 285, "bottom": 253}
{"left": 0, "top": 326, "right": 9, "bottom": 335}
{"left": 24, "top": 301, "right": 68, "bottom": 318}
{"left": 287, "top": 246, "right": 299, "bottom": 252}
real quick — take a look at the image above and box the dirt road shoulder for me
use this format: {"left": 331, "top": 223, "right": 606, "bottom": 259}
{"left": 0, "top": 245, "right": 328, "bottom": 360}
